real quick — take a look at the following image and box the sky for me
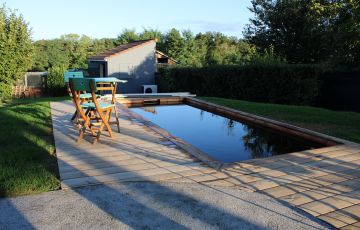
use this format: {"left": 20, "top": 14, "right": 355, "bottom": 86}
{"left": 3, "top": 0, "right": 253, "bottom": 41}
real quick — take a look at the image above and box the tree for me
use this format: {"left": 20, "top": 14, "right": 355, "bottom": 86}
{"left": 32, "top": 40, "right": 50, "bottom": 71}
{"left": 31, "top": 28, "right": 260, "bottom": 72}
{"left": 139, "top": 28, "right": 163, "bottom": 41}
{"left": 60, "top": 34, "right": 92, "bottom": 69}
{"left": 140, "top": 28, "right": 165, "bottom": 50}
{"left": 244, "top": 0, "right": 360, "bottom": 67}
{"left": 162, "top": 28, "right": 185, "bottom": 61}
{"left": 244, "top": 0, "right": 325, "bottom": 63}
{"left": 323, "top": 0, "right": 360, "bottom": 66}
{"left": 32, "top": 35, "right": 117, "bottom": 71}
{"left": 47, "top": 39, "right": 70, "bottom": 68}
{"left": 0, "top": 5, "right": 33, "bottom": 99}
{"left": 177, "top": 30, "right": 203, "bottom": 67}
{"left": 195, "top": 32, "right": 257, "bottom": 66}
{"left": 88, "top": 38, "right": 117, "bottom": 56}
{"left": 116, "top": 28, "right": 140, "bottom": 45}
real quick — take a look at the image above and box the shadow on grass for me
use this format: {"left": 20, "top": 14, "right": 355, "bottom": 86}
{"left": 0, "top": 98, "right": 62, "bottom": 228}
{"left": 0, "top": 99, "right": 60, "bottom": 197}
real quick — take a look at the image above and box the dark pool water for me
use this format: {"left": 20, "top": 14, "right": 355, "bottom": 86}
{"left": 131, "top": 104, "right": 321, "bottom": 163}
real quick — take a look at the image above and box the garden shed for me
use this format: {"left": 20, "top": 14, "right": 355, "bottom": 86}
{"left": 88, "top": 39, "right": 176, "bottom": 94}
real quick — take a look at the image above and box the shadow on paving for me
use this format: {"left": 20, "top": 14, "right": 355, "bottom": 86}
{"left": 48, "top": 102, "right": 332, "bottom": 229}
{"left": 220, "top": 143, "right": 360, "bottom": 222}
{"left": 52, "top": 109, "right": 265, "bottom": 229}
{"left": 0, "top": 200, "right": 36, "bottom": 229}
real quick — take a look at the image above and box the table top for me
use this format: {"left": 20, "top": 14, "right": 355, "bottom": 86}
{"left": 88, "top": 77, "right": 127, "bottom": 83}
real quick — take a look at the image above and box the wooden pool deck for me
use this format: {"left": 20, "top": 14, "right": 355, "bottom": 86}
{"left": 51, "top": 101, "right": 360, "bottom": 229}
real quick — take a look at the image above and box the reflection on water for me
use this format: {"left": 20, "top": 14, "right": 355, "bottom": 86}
{"left": 132, "top": 105, "right": 321, "bottom": 163}
{"left": 141, "top": 106, "right": 157, "bottom": 114}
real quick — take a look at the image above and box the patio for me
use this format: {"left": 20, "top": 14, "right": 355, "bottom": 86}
{"left": 51, "top": 100, "right": 360, "bottom": 229}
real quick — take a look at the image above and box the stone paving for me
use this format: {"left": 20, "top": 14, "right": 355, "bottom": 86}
{"left": 51, "top": 101, "right": 360, "bottom": 229}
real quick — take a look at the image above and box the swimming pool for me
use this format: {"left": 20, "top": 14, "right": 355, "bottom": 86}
{"left": 130, "top": 104, "right": 324, "bottom": 163}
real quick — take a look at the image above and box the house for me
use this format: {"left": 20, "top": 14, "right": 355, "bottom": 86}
{"left": 88, "top": 39, "right": 176, "bottom": 94}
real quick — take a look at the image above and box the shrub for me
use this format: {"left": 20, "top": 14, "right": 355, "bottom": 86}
{"left": 0, "top": 5, "right": 33, "bottom": 100}
{"left": 157, "top": 64, "right": 324, "bottom": 105}
{"left": 47, "top": 66, "right": 67, "bottom": 96}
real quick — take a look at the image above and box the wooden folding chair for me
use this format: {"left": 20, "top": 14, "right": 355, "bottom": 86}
{"left": 69, "top": 78, "right": 118, "bottom": 144}
{"left": 64, "top": 71, "right": 99, "bottom": 122}
{"left": 93, "top": 79, "right": 121, "bottom": 133}
{"left": 64, "top": 71, "right": 89, "bottom": 121}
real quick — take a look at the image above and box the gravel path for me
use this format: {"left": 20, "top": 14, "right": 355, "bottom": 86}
{"left": 0, "top": 182, "right": 333, "bottom": 230}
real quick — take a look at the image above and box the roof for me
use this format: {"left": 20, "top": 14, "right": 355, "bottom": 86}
{"left": 89, "top": 39, "right": 155, "bottom": 61}
{"left": 155, "top": 50, "right": 178, "bottom": 63}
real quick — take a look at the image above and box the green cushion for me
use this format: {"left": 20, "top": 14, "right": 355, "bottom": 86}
{"left": 79, "top": 93, "right": 100, "bottom": 99}
{"left": 81, "top": 102, "right": 114, "bottom": 109}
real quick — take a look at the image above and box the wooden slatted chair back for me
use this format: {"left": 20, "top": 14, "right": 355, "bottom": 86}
{"left": 71, "top": 78, "right": 92, "bottom": 91}
{"left": 69, "top": 78, "right": 90, "bottom": 121}
{"left": 64, "top": 71, "right": 84, "bottom": 97}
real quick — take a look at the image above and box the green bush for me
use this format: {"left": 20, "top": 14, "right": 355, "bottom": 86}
{"left": 47, "top": 66, "right": 67, "bottom": 96}
{"left": 157, "top": 64, "right": 324, "bottom": 105}
{"left": 0, "top": 5, "right": 33, "bottom": 100}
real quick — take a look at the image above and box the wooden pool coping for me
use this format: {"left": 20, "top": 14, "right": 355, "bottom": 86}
{"left": 185, "top": 97, "right": 347, "bottom": 146}
{"left": 119, "top": 96, "right": 356, "bottom": 172}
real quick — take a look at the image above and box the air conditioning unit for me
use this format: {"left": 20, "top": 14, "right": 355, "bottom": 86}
{"left": 143, "top": 85, "right": 158, "bottom": 94}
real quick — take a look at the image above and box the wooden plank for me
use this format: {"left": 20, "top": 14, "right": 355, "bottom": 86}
{"left": 62, "top": 163, "right": 200, "bottom": 188}
{"left": 59, "top": 158, "right": 148, "bottom": 173}
{"left": 61, "top": 162, "right": 159, "bottom": 180}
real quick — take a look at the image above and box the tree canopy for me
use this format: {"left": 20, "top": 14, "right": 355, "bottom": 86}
{"left": 31, "top": 28, "right": 259, "bottom": 71}
{"left": 32, "top": 35, "right": 118, "bottom": 71}
{"left": 244, "top": 0, "right": 360, "bottom": 67}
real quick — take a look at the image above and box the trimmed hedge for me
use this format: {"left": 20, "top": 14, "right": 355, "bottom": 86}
{"left": 318, "top": 71, "right": 360, "bottom": 112}
{"left": 157, "top": 64, "right": 324, "bottom": 105}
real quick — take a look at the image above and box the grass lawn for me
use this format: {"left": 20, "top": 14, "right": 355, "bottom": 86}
{"left": 0, "top": 97, "right": 67, "bottom": 197}
{"left": 200, "top": 97, "right": 360, "bottom": 143}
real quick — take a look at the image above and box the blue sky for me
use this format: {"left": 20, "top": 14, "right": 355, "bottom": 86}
{"left": 3, "top": 0, "right": 253, "bottom": 40}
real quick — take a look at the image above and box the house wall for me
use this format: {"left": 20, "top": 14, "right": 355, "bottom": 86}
{"left": 106, "top": 41, "right": 156, "bottom": 93}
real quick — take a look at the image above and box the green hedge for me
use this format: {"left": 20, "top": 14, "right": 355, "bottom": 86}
{"left": 157, "top": 64, "right": 324, "bottom": 105}
{"left": 318, "top": 71, "right": 360, "bottom": 112}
